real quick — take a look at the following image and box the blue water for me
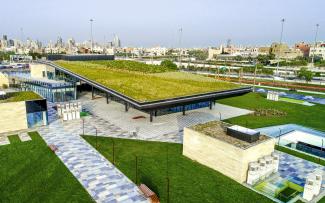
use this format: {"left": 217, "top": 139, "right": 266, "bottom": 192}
{"left": 256, "top": 124, "right": 325, "bottom": 138}
{"left": 256, "top": 88, "right": 325, "bottom": 105}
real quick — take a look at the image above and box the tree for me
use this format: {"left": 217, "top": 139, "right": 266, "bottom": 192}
{"left": 234, "top": 55, "right": 243, "bottom": 61}
{"left": 161, "top": 60, "right": 177, "bottom": 69}
{"left": 298, "top": 67, "right": 313, "bottom": 83}
{"left": 256, "top": 54, "right": 275, "bottom": 65}
{"left": 0, "top": 51, "right": 15, "bottom": 61}
{"left": 188, "top": 50, "right": 208, "bottom": 60}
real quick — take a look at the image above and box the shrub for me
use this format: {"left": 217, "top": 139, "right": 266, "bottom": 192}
{"left": 160, "top": 60, "right": 177, "bottom": 69}
{"left": 2, "top": 84, "right": 8, "bottom": 89}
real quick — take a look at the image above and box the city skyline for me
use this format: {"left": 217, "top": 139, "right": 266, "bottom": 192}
{"left": 1, "top": 0, "right": 324, "bottom": 47}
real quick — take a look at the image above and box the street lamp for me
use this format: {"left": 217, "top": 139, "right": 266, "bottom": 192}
{"left": 90, "top": 19, "right": 94, "bottom": 53}
{"left": 311, "top": 24, "right": 320, "bottom": 66}
{"left": 178, "top": 28, "right": 183, "bottom": 66}
{"left": 276, "top": 18, "right": 285, "bottom": 76}
{"left": 253, "top": 59, "right": 258, "bottom": 91}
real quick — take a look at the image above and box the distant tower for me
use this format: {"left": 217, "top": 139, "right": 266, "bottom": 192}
{"left": 113, "top": 35, "right": 121, "bottom": 48}
{"left": 20, "top": 28, "right": 24, "bottom": 43}
{"left": 226, "top": 39, "right": 231, "bottom": 48}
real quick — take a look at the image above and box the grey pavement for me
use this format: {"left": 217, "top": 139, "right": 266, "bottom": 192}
{"left": 38, "top": 120, "right": 148, "bottom": 203}
{"left": 79, "top": 93, "right": 252, "bottom": 143}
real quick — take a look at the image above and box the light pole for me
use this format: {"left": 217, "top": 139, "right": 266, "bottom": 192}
{"left": 253, "top": 60, "right": 258, "bottom": 92}
{"left": 311, "top": 24, "right": 320, "bottom": 66}
{"left": 276, "top": 19, "right": 285, "bottom": 77}
{"left": 90, "top": 19, "right": 94, "bottom": 53}
{"left": 178, "top": 28, "right": 183, "bottom": 66}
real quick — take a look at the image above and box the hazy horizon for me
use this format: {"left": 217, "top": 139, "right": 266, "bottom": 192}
{"left": 1, "top": 0, "right": 324, "bottom": 47}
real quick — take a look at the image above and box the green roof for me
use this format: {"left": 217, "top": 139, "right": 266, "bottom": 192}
{"left": 0, "top": 91, "right": 43, "bottom": 103}
{"left": 55, "top": 60, "right": 241, "bottom": 102}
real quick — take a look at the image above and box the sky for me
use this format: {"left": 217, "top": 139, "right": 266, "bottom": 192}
{"left": 1, "top": 0, "right": 324, "bottom": 47}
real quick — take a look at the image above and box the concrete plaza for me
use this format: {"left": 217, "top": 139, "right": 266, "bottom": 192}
{"left": 79, "top": 93, "right": 253, "bottom": 143}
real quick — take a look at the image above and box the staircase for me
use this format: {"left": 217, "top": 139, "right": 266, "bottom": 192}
{"left": 47, "top": 102, "right": 58, "bottom": 123}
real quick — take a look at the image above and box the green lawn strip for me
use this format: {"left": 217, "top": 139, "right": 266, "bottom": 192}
{"left": 82, "top": 136, "right": 273, "bottom": 203}
{"left": 275, "top": 145, "right": 325, "bottom": 166}
{"left": 278, "top": 97, "right": 306, "bottom": 104}
{"left": 0, "top": 91, "right": 42, "bottom": 103}
{"left": 7, "top": 135, "right": 22, "bottom": 144}
{"left": 0, "top": 132, "right": 93, "bottom": 203}
{"left": 217, "top": 93, "right": 325, "bottom": 131}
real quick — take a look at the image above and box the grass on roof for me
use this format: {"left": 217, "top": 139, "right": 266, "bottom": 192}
{"left": 0, "top": 132, "right": 93, "bottom": 202}
{"left": 82, "top": 136, "right": 273, "bottom": 203}
{"left": 88, "top": 60, "right": 177, "bottom": 73}
{"left": 55, "top": 60, "right": 240, "bottom": 102}
{"left": 0, "top": 91, "right": 42, "bottom": 103}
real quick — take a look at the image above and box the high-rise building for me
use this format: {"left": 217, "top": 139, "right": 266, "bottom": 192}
{"left": 1, "top": 35, "right": 8, "bottom": 49}
{"left": 113, "top": 35, "right": 121, "bottom": 48}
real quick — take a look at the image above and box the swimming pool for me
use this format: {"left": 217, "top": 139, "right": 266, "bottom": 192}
{"left": 257, "top": 124, "right": 325, "bottom": 159}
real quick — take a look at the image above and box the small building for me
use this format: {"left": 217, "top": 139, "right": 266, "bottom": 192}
{"left": 183, "top": 121, "right": 275, "bottom": 183}
{"left": 309, "top": 43, "right": 325, "bottom": 59}
{"left": 0, "top": 64, "right": 77, "bottom": 102}
{"left": 0, "top": 91, "right": 48, "bottom": 134}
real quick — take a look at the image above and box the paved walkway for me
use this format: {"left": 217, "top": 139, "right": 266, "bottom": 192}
{"left": 277, "top": 151, "right": 325, "bottom": 189}
{"left": 80, "top": 94, "right": 252, "bottom": 143}
{"left": 0, "top": 131, "right": 32, "bottom": 146}
{"left": 38, "top": 120, "right": 148, "bottom": 203}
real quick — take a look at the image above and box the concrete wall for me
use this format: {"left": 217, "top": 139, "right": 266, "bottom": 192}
{"left": 30, "top": 64, "right": 55, "bottom": 78}
{"left": 183, "top": 127, "right": 275, "bottom": 183}
{"left": 0, "top": 72, "right": 9, "bottom": 88}
{"left": 0, "top": 101, "right": 28, "bottom": 134}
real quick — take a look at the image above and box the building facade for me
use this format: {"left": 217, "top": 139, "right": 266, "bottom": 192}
{"left": 309, "top": 43, "right": 325, "bottom": 59}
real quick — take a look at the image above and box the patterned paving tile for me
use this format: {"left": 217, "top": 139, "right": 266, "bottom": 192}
{"left": 78, "top": 93, "right": 252, "bottom": 143}
{"left": 0, "top": 136, "right": 10, "bottom": 146}
{"left": 277, "top": 151, "right": 325, "bottom": 190}
{"left": 18, "top": 132, "right": 32, "bottom": 142}
{"left": 38, "top": 120, "right": 148, "bottom": 203}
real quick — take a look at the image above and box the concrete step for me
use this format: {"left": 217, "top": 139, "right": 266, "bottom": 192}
{"left": 18, "top": 132, "right": 32, "bottom": 142}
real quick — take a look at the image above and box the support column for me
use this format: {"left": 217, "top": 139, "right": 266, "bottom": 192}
{"left": 74, "top": 86, "right": 77, "bottom": 100}
{"left": 209, "top": 101, "right": 213, "bottom": 110}
{"left": 106, "top": 93, "right": 109, "bottom": 104}
{"left": 182, "top": 105, "right": 186, "bottom": 115}
{"left": 125, "top": 102, "right": 129, "bottom": 112}
{"left": 154, "top": 110, "right": 157, "bottom": 117}
{"left": 91, "top": 86, "right": 94, "bottom": 100}
{"left": 150, "top": 111, "right": 153, "bottom": 122}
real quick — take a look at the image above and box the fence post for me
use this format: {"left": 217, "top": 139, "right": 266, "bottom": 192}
{"left": 112, "top": 139, "right": 115, "bottom": 165}
{"left": 135, "top": 155, "right": 138, "bottom": 184}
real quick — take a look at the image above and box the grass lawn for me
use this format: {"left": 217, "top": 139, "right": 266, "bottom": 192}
{"left": 0, "top": 91, "right": 43, "bottom": 103}
{"left": 82, "top": 136, "right": 273, "bottom": 203}
{"left": 217, "top": 92, "right": 325, "bottom": 131}
{"left": 54, "top": 60, "right": 240, "bottom": 102}
{"left": 0, "top": 132, "right": 93, "bottom": 203}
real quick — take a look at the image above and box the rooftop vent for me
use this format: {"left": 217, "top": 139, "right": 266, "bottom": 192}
{"left": 226, "top": 125, "right": 260, "bottom": 143}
